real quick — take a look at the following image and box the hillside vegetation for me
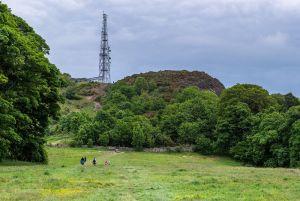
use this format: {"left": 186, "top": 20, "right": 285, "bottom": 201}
{"left": 55, "top": 72, "right": 300, "bottom": 168}
{"left": 121, "top": 70, "right": 225, "bottom": 99}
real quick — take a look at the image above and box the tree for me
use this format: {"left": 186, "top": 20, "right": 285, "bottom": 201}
{"left": 175, "top": 86, "right": 202, "bottom": 103}
{"left": 220, "top": 84, "right": 272, "bottom": 114}
{"left": 99, "top": 132, "right": 109, "bottom": 146}
{"left": 284, "top": 93, "right": 300, "bottom": 110}
{"left": 231, "top": 112, "right": 288, "bottom": 167}
{"left": 59, "top": 112, "right": 91, "bottom": 134}
{"left": 0, "top": 3, "right": 62, "bottom": 162}
{"left": 160, "top": 89, "right": 219, "bottom": 143}
{"left": 132, "top": 124, "right": 146, "bottom": 151}
{"left": 271, "top": 93, "right": 300, "bottom": 112}
{"left": 134, "top": 77, "right": 149, "bottom": 95}
{"left": 195, "top": 136, "right": 213, "bottom": 155}
{"left": 289, "top": 120, "right": 300, "bottom": 167}
{"left": 178, "top": 122, "right": 200, "bottom": 144}
{"left": 0, "top": 96, "right": 20, "bottom": 161}
{"left": 215, "top": 102, "right": 253, "bottom": 154}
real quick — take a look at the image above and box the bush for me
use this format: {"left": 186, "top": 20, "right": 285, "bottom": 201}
{"left": 178, "top": 122, "right": 200, "bottom": 144}
{"left": 220, "top": 84, "right": 272, "bottom": 114}
{"left": 59, "top": 112, "right": 91, "bottom": 134}
{"left": 195, "top": 136, "right": 213, "bottom": 155}
{"left": 214, "top": 102, "right": 253, "bottom": 155}
{"left": 132, "top": 124, "right": 146, "bottom": 151}
{"left": 65, "top": 87, "right": 81, "bottom": 100}
{"left": 289, "top": 120, "right": 300, "bottom": 167}
{"left": 87, "top": 139, "right": 93, "bottom": 148}
{"left": 99, "top": 133, "right": 109, "bottom": 146}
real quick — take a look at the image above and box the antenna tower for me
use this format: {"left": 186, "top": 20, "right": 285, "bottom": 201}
{"left": 98, "top": 12, "right": 111, "bottom": 83}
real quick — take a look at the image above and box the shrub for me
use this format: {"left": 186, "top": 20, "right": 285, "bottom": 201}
{"left": 132, "top": 124, "right": 146, "bottom": 151}
{"left": 87, "top": 139, "right": 93, "bottom": 148}
{"left": 195, "top": 136, "right": 213, "bottom": 155}
{"left": 99, "top": 133, "right": 109, "bottom": 146}
{"left": 289, "top": 120, "right": 300, "bottom": 167}
{"left": 220, "top": 84, "right": 272, "bottom": 114}
{"left": 214, "top": 102, "right": 253, "bottom": 155}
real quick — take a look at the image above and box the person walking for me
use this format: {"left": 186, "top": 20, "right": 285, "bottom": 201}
{"left": 80, "top": 157, "right": 85, "bottom": 166}
{"left": 92, "top": 157, "right": 97, "bottom": 166}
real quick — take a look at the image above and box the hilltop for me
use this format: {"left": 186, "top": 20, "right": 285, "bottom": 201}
{"left": 121, "top": 70, "right": 225, "bottom": 98}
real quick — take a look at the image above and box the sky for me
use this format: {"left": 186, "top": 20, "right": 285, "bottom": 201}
{"left": 3, "top": 0, "right": 300, "bottom": 96}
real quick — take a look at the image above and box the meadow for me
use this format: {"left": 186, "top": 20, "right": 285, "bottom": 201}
{"left": 0, "top": 147, "right": 299, "bottom": 201}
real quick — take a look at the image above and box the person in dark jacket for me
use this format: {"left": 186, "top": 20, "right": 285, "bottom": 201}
{"left": 80, "top": 157, "right": 85, "bottom": 165}
{"left": 92, "top": 157, "right": 97, "bottom": 166}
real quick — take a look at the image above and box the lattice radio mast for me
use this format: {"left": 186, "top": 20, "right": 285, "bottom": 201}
{"left": 98, "top": 12, "right": 111, "bottom": 83}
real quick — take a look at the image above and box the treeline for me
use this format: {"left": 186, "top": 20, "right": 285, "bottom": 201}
{"left": 58, "top": 77, "right": 300, "bottom": 167}
{"left": 0, "top": 3, "right": 62, "bottom": 162}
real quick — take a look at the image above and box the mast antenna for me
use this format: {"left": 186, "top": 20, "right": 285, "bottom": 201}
{"left": 98, "top": 12, "right": 111, "bottom": 83}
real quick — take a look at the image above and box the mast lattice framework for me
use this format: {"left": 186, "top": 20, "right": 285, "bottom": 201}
{"left": 98, "top": 12, "right": 111, "bottom": 83}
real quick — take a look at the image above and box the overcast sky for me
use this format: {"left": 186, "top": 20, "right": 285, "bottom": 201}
{"left": 3, "top": 0, "right": 300, "bottom": 96}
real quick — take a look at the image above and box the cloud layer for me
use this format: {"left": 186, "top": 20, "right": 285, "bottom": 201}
{"left": 3, "top": 0, "right": 300, "bottom": 96}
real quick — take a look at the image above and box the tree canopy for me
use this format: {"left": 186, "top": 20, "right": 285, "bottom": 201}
{"left": 0, "top": 3, "right": 62, "bottom": 162}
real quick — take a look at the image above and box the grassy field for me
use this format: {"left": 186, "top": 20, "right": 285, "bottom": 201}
{"left": 0, "top": 147, "right": 299, "bottom": 201}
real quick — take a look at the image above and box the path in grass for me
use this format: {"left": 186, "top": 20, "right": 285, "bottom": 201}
{"left": 0, "top": 147, "right": 299, "bottom": 201}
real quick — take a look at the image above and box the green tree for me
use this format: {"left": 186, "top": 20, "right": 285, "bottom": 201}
{"left": 215, "top": 102, "right": 253, "bottom": 154}
{"left": 59, "top": 112, "right": 91, "bottom": 134}
{"left": 178, "top": 122, "right": 200, "bottom": 144}
{"left": 220, "top": 84, "right": 272, "bottom": 114}
{"left": 284, "top": 93, "right": 300, "bottom": 110}
{"left": 195, "top": 136, "right": 213, "bottom": 155}
{"left": 132, "top": 124, "right": 146, "bottom": 151}
{"left": 0, "top": 3, "right": 62, "bottom": 162}
{"left": 160, "top": 89, "right": 219, "bottom": 143}
{"left": 0, "top": 97, "right": 20, "bottom": 161}
{"left": 231, "top": 112, "right": 288, "bottom": 167}
{"left": 134, "top": 77, "right": 149, "bottom": 95}
{"left": 99, "top": 132, "right": 109, "bottom": 146}
{"left": 289, "top": 120, "right": 300, "bottom": 167}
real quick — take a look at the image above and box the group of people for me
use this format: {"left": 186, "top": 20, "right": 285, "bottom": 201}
{"left": 80, "top": 157, "right": 110, "bottom": 166}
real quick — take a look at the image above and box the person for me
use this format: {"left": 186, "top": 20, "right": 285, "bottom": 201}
{"left": 84, "top": 156, "right": 87, "bottom": 163}
{"left": 92, "top": 157, "right": 97, "bottom": 166}
{"left": 80, "top": 157, "right": 85, "bottom": 165}
{"left": 104, "top": 160, "right": 110, "bottom": 166}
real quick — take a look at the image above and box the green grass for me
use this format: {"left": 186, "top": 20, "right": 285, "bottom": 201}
{"left": 46, "top": 134, "right": 73, "bottom": 146}
{"left": 0, "top": 148, "right": 299, "bottom": 201}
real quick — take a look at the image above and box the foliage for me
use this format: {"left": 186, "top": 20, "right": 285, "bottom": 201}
{"left": 230, "top": 107, "right": 300, "bottom": 167}
{"left": 160, "top": 87, "right": 219, "bottom": 143}
{"left": 0, "top": 3, "right": 61, "bottom": 162}
{"left": 58, "top": 112, "right": 91, "bottom": 134}
{"left": 57, "top": 74, "right": 300, "bottom": 168}
{"left": 214, "top": 102, "right": 253, "bottom": 154}
{"left": 289, "top": 120, "right": 300, "bottom": 167}
{"left": 220, "top": 84, "right": 272, "bottom": 113}
{"left": 271, "top": 93, "right": 300, "bottom": 112}
{"left": 195, "top": 136, "right": 214, "bottom": 155}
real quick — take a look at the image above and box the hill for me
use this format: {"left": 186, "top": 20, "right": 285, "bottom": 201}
{"left": 121, "top": 70, "right": 225, "bottom": 98}
{"left": 60, "top": 70, "right": 225, "bottom": 113}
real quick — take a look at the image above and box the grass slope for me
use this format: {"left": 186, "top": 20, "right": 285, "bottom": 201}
{"left": 0, "top": 148, "right": 299, "bottom": 201}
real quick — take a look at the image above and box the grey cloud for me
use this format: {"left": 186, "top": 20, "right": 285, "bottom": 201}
{"left": 3, "top": 0, "right": 300, "bottom": 96}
